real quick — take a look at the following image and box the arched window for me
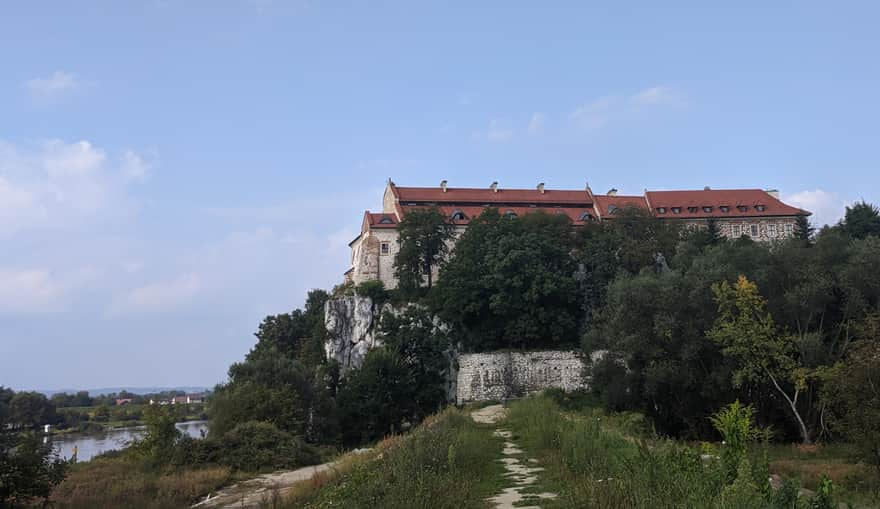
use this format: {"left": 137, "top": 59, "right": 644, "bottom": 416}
{"left": 504, "top": 210, "right": 518, "bottom": 219}
{"left": 450, "top": 210, "right": 468, "bottom": 221}
{"left": 578, "top": 211, "right": 593, "bottom": 221}
{"left": 378, "top": 216, "right": 394, "bottom": 224}
{"left": 607, "top": 204, "right": 619, "bottom": 214}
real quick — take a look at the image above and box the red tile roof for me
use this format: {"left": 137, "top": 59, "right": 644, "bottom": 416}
{"left": 593, "top": 195, "right": 649, "bottom": 219}
{"left": 645, "top": 189, "right": 810, "bottom": 218}
{"left": 392, "top": 185, "right": 594, "bottom": 205}
{"left": 364, "top": 211, "right": 398, "bottom": 228}
{"left": 399, "top": 204, "right": 597, "bottom": 225}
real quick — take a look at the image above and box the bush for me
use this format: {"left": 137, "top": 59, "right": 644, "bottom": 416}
{"left": 355, "top": 280, "right": 389, "bottom": 305}
{"left": 213, "top": 421, "right": 318, "bottom": 472}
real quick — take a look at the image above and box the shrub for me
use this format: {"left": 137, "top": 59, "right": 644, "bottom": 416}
{"left": 213, "top": 421, "right": 319, "bottom": 472}
{"left": 355, "top": 280, "right": 389, "bottom": 305}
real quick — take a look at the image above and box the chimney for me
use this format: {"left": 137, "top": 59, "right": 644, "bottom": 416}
{"left": 490, "top": 181, "right": 498, "bottom": 193}
{"left": 440, "top": 180, "right": 448, "bottom": 193}
{"left": 704, "top": 186, "right": 711, "bottom": 191}
{"left": 607, "top": 188, "right": 618, "bottom": 196}
{"left": 537, "top": 182, "right": 545, "bottom": 194}
{"left": 766, "top": 189, "right": 780, "bottom": 199}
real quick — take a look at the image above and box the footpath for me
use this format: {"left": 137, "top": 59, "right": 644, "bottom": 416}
{"left": 471, "top": 405, "right": 558, "bottom": 509}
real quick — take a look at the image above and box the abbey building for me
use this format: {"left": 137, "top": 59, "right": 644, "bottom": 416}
{"left": 346, "top": 180, "right": 810, "bottom": 289}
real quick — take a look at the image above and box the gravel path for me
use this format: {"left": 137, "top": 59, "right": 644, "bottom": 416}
{"left": 191, "top": 462, "right": 339, "bottom": 509}
{"left": 471, "top": 405, "right": 558, "bottom": 509}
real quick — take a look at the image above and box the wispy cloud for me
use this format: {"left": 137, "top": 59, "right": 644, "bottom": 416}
{"left": 0, "top": 267, "right": 100, "bottom": 314}
{"left": 25, "top": 71, "right": 82, "bottom": 104}
{"left": 570, "top": 86, "right": 683, "bottom": 129}
{"left": 472, "top": 119, "right": 514, "bottom": 142}
{"left": 0, "top": 140, "right": 150, "bottom": 235}
{"left": 631, "top": 86, "right": 681, "bottom": 106}
{"left": 527, "top": 113, "right": 546, "bottom": 135}
{"left": 107, "top": 273, "right": 201, "bottom": 317}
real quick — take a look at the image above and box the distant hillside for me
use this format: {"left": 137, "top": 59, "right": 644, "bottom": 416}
{"left": 38, "top": 386, "right": 210, "bottom": 397}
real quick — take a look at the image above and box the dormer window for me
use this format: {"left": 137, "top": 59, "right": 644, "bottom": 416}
{"left": 378, "top": 216, "right": 394, "bottom": 224}
{"left": 657, "top": 207, "right": 667, "bottom": 214}
{"left": 688, "top": 206, "right": 698, "bottom": 213}
{"left": 608, "top": 204, "right": 619, "bottom": 214}
{"left": 737, "top": 205, "right": 749, "bottom": 213}
{"left": 504, "top": 210, "right": 518, "bottom": 219}
{"left": 703, "top": 206, "right": 713, "bottom": 213}
{"left": 450, "top": 210, "right": 468, "bottom": 221}
{"left": 578, "top": 211, "right": 593, "bottom": 221}
{"left": 720, "top": 206, "right": 730, "bottom": 213}
{"left": 755, "top": 204, "right": 766, "bottom": 212}
{"left": 671, "top": 207, "right": 681, "bottom": 214}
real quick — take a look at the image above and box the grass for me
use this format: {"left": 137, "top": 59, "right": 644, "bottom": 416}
{"left": 766, "top": 443, "right": 879, "bottom": 505}
{"left": 282, "top": 407, "right": 505, "bottom": 509}
{"left": 503, "top": 393, "right": 879, "bottom": 509}
{"left": 48, "top": 455, "right": 232, "bottom": 509}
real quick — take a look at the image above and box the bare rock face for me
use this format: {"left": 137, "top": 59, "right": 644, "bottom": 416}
{"left": 324, "top": 296, "right": 384, "bottom": 372}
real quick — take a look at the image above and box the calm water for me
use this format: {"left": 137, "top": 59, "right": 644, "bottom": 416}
{"left": 49, "top": 420, "right": 208, "bottom": 462}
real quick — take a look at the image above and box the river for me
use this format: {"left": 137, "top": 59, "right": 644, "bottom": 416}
{"left": 49, "top": 420, "right": 209, "bottom": 462}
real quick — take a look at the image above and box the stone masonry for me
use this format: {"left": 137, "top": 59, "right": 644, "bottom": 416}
{"left": 456, "top": 350, "right": 586, "bottom": 404}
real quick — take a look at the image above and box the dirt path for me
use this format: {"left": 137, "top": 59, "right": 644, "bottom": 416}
{"left": 191, "top": 449, "right": 371, "bottom": 509}
{"left": 471, "top": 405, "right": 557, "bottom": 509}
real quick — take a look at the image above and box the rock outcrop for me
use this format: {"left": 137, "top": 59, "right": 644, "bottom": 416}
{"left": 324, "top": 295, "right": 385, "bottom": 372}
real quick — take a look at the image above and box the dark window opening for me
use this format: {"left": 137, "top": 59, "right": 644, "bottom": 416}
{"left": 703, "top": 206, "right": 713, "bottom": 213}
{"left": 657, "top": 207, "right": 667, "bottom": 214}
{"left": 378, "top": 217, "right": 394, "bottom": 224}
{"left": 671, "top": 207, "right": 681, "bottom": 214}
{"left": 688, "top": 206, "right": 698, "bottom": 213}
{"left": 720, "top": 206, "right": 730, "bottom": 213}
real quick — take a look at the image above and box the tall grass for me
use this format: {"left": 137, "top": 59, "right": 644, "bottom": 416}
{"left": 49, "top": 456, "right": 231, "bottom": 509}
{"left": 284, "top": 407, "right": 503, "bottom": 509}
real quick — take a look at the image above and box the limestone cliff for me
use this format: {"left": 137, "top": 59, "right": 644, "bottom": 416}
{"left": 324, "top": 295, "right": 386, "bottom": 372}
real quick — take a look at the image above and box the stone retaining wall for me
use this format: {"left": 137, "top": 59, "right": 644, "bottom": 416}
{"left": 456, "top": 350, "right": 586, "bottom": 404}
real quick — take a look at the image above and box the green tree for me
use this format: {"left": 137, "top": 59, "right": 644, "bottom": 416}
{"left": 9, "top": 392, "right": 55, "bottom": 430}
{"left": 827, "top": 340, "right": 880, "bottom": 477}
{"left": 394, "top": 206, "right": 454, "bottom": 293}
{"left": 433, "top": 209, "right": 580, "bottom": 350}
{"left": 134, "top": 405, "right": 180, "bottom": 467}
{"left": 709, "top": 276, "right": 813, "bottom": 443}
{"left": 0, "top": 389, "right": 67, "bottom": 507}
{"left": 840, "top": 201, "right": 880, "bottom": 239}
{"left": 335, "top": 348, "right": 411, "bottom": 446}
{"left": 794, "top": 215, "right": 814, "bottom": 242}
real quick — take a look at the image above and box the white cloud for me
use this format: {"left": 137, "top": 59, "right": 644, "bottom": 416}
{"left": 570, "top": 86, "right": 682, "bottom": 130}
{"left": 120, "top": 150, "right": 153, "bottom": 181}
{"left": 0, "top": 267, "right": 100, "bottom": 314}
{"left": 0, "top": 269, "right": 66, "bottom": 313}
{"left": 630, "top": 86, "right": 680, "bottom": 106}
{"left": 0, "top": 140, "right": 150, "bottom": 235}
{"left": 570, "top": 96, "right": 618, "bottom": 129}
{"left": 107, "top": 273, "right": 201, "bottom": 316}
{"left": 25, "top": 71, "right": 81, "bottom": 103}
{"left": 784, "top": 189, "right": 848, "bottom": 228}
{"left": 472, "top": 119, "right": 514, "bottom": 142}
{"left": 527, "top": 113, "right": 546, "bottom": 135}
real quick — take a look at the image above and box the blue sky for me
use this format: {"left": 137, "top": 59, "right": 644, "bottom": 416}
{"left": 1, "top": 1, "right": 878, "bottom": 390}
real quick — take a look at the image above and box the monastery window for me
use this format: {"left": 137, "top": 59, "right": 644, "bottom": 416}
{"left": 607, "top": 204, "right": 619, "bottom": 214}
{"left": 378, "top": 216, "right": 394, "bottom": 224}
{"left": 732, "top": 224, "right": 742, "bottom": 237}
{"left": 380, "top": 242, "right": 390, "bottom": 255}
{"left": 768, "top": 224, "right": 778, "bottom": 237}
{"left": 657, "top": 207, "right": 667, "bottom": 214}
{"left": 703, "top": 206, "right": 713, "bottom": 213}
{"left": 451, "top": 210, "right": 468, "bottom": 221}
{"left": 687, "top": 206, "right": 698, "bottom": 213}
{"left": 578, "top": 211, "right": 593, "bottom": 221}
{"left": 720, "top": 206, "right": 730, "bottom": 213}
{"left": 737, "top": 205, "right": 749, "bottom": 212}
{"left": 755, "top": 204, "right": 766, "bottom": 212}
{"left": 671, "top": 207, "right": 681, "bottom": 214}
{"left": 504, "top": 210, "right": 518, "bottom": 219}
{"left": 785, "top": 223, "right": 794, "bottom": 237}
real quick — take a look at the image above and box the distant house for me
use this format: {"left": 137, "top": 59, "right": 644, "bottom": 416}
{"left": 185, "top": 393, "right": 205, "bottom": 404}
{"left": 115, "top": 398, "right": 133, "bottom": 406}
